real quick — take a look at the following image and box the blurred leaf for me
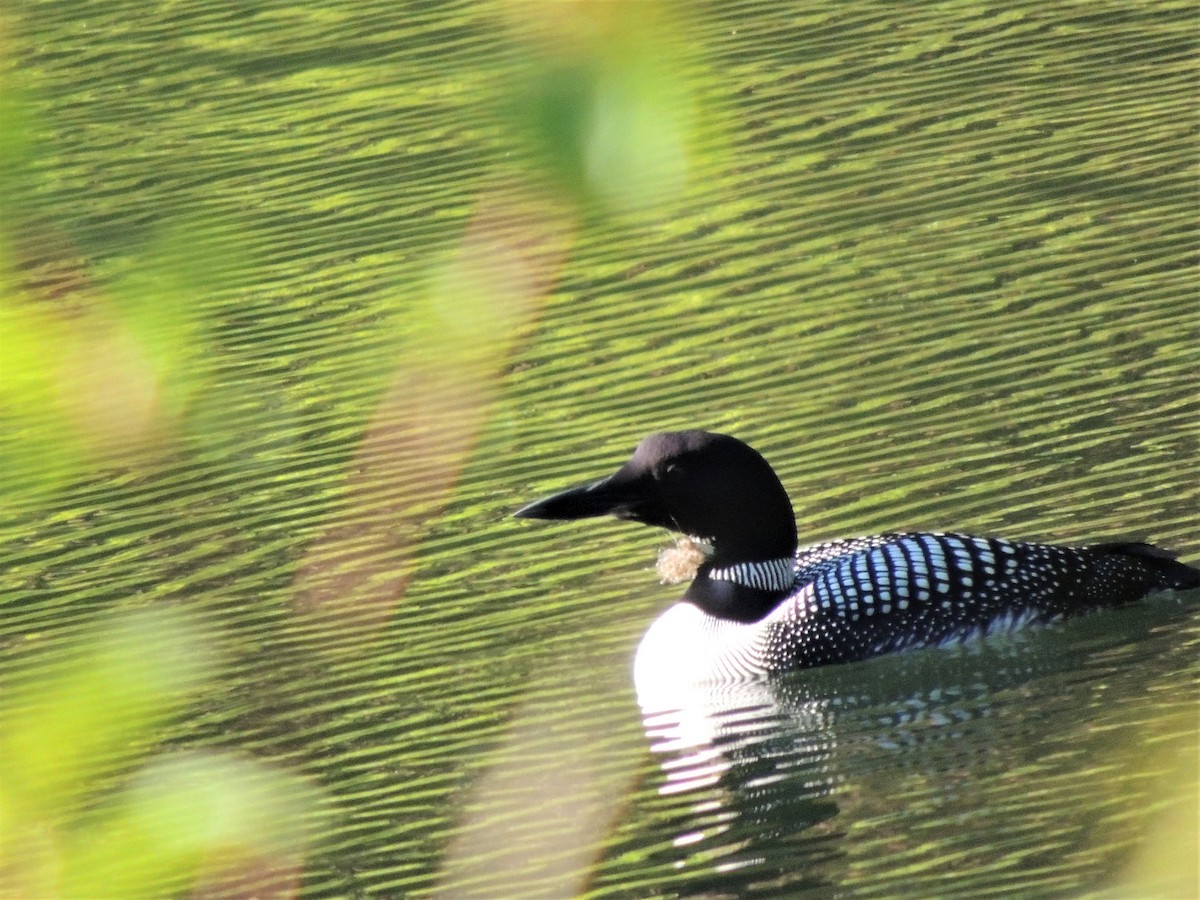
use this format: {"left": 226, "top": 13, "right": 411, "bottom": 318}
{"left": 61, "top": 753, "right": 324, "bottom": 899}
{"left": 0, "top": 610, "right": 325, "bottom": 899}
{"left": 292, "top": 196, "right": 570, "bottom": 642}
{"left": 0, "top": 219, "right": 251, "bottom": 501}
{"left": 500, "top": 0, "right": 715, "bottom": 221}
{"left": 0, "top": 609, "right": 218, "bottom": 822}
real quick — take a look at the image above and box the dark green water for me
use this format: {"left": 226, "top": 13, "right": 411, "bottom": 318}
{"left": 3, "top": 2, "right": 1198, "bottom": 897}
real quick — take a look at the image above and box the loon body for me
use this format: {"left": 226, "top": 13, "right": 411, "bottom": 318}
{"left": 514, "top": 431, "right": 1200, "bottom": 687}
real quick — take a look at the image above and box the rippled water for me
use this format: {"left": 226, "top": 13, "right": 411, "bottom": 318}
{"left": 4, "top": 1, "right": 1198, "bottom": 897}
{"left": 623, "top": 606, "right": 1198, "bottom": 897}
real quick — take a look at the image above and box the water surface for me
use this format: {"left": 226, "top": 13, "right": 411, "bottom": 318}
{"left": 3, "top": 1, "right": 1197, "bottom": 896}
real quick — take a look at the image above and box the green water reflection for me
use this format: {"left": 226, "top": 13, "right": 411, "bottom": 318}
{"left": 2, "top": 1, "right": 1197, "bottom": 896}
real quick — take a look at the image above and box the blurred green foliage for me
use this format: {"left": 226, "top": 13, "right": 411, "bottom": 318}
{"left": 1, "top": 77, "right": 322, "bottom": 896}
{"left": 0, "top": 609, "right": 323, "bottom": 898}
{"left": 0, "top": 2, "right": 726, "bottom": 894}
{"left": 0, "top": 227, "right": 239, "bottom": 497}
{"left": 500, "top": 0, "right": 716, "bottom": 220}
{"left": 1, "top": 0, "right": 718, "bottom": 503}
{"left": 0, "top": 67, "right": 253, "bottom": 502}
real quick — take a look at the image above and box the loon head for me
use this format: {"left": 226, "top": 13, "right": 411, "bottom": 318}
{"left": 514, "top": 430, "right": 799, "bottom": 567}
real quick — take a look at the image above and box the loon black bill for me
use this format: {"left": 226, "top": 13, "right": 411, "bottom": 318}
{"left": 514, "top": 472, "right": 649, "bottom": 521}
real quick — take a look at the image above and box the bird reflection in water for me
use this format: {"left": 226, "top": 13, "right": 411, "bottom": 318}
{"left": 621, "top": 606, "right": 1189, "bottom": 897}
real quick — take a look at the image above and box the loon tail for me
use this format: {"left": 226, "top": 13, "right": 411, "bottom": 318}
{"left": 1092, "top": 542, "right": 1200, "bottom": 592}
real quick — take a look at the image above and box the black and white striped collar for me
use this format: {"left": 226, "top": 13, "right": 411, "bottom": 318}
{"left": 707, "top": 557, "right": 796, "bottom": 593}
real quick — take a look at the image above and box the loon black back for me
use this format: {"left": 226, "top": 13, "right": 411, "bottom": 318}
{"left": 768, "top": 531, "right": 1198, "bottom": 670}
{"left": 515, "top": 431, "right": 1200, "bottom": 683}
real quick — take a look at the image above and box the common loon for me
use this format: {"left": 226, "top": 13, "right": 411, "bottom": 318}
{"left": 514, "top": 431, "right": 1199, "bottom": 687}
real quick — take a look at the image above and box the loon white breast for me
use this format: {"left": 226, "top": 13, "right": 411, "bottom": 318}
{"left": 514, "top": 430, "right": 1200, "bottom": 691}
